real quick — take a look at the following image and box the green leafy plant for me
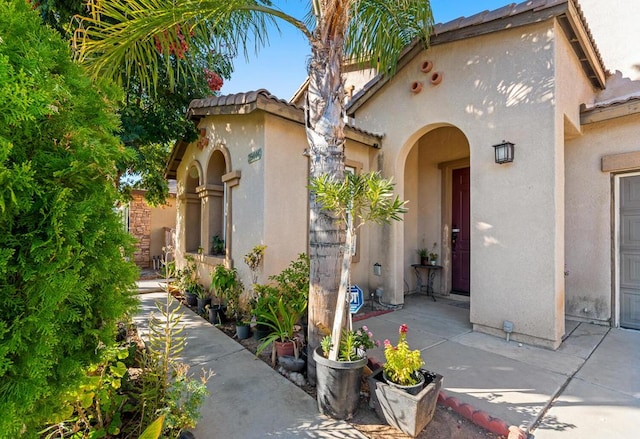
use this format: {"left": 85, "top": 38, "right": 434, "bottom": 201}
{"left": 211, "top": 235, "right": 225, "bottom": 255}
{"left": 0, "top": 1, "right": 138, "bottom": 434}
{"left": 244, "top": 244, "right": 266, "bottom": 285}
{"left": 310, "top": 171, "right": 407, "bottom": 361}
{"left": 175, "top": 255, "right": 200, "bottom": 293}
{"left": 39, "top": 345, "right": 133, "bottom": 438}
{"left": 429, "top": 242, "right": 438, "bottom": 262}
{"left": 383, "top": 324, "right": 424, "bottom": 386}
{"left": 255, "top": 296, "right": 305, "bottom": 357}
{"left": 320, "top": 325, "right": 379, "bottom": 361}
{"left": 210, "top": 264, "right": 242, "bottom": 309}
{"left": 136, "top": 250, "right": 212, "bottom": 437}
{"left": 417, "top": 248, "right": 428, "bottom": 258}
{"left": 252, "top": 254, "right": 310, "bottom": 345}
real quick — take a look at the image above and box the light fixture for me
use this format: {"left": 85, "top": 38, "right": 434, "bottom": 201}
{"left": 493, "top": 140, "right": 514, "bottom": 164}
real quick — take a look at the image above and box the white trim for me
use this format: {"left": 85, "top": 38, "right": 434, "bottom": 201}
{"left": 614, "top": 171, "right": 640, "bottom": 327}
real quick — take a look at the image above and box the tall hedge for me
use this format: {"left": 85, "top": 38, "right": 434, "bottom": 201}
{"left": 0, "top": 0, "right": 138, "bottom": 435}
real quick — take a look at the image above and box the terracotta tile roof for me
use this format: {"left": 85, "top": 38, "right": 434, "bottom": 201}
{"left": 347, "top": 0, "right": 607, "bottom": 115}
{"left": 187, "top": 88, "right": 382, "bottom": 140}
{"left": 580, "top": 92, "right": 640, "bottom": 124}
{"left": 165, "top": 90, "right": 382, "bottom": 179}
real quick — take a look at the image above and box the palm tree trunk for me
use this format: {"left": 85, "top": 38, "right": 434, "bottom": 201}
{"left": 306, "top": 36, "right": 347, "bottom": 383}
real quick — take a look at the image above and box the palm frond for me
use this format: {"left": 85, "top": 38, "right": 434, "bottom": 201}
{"left": 74, "top": 0, "right": 310, "bottom": 93}
{"left": 345, "top": 0, "right": 433, "bottom": 75}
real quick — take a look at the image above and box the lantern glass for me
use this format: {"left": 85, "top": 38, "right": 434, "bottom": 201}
{"left": 493, "top": 141, "right": 514, "bottom": 164}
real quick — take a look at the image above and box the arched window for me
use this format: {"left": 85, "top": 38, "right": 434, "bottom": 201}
{"left": 205, "top": 150, "right": 226, "bottom": 255}
{"left": 185, "top": 164, "right": 202, "bottom": 253}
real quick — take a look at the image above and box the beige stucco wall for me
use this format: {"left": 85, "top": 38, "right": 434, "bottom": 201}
{"left": 175, "top": 109, "right": 381, "bottom": 295}
{"left": 261, "top": 115, "right": 308, "bottom": 283}
{"left": 566, "top": 112, "right": 640, "bottom": 324}
{"left": 149, "top": 195, "right": 176, "bottom": 259}
{"left": 352, "top": 21, "right": 567, "bottom": 347}
{"left": 175, "top": 112, "right": 267, "bottom": 288}
{"left": 578, "top": 0, "right": 640, "bottom": 82}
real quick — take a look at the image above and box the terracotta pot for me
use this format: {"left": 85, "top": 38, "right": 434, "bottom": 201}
{"left": 430, "top": 72, "right": 443, "bottom": 85}
{"left": 275, "top": 340, "right": 295, "bottom": 358}
{"left": 420, "top": 60, "right": 433, "bottom": 73}
{"left": 410, "top": 81, "right": 423, "bottom": 93}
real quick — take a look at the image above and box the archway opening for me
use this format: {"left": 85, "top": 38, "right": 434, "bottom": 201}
{"left": 402, "top": 125, "right": 470, "bottom": 298}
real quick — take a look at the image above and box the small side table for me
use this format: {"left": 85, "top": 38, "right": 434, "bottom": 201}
{"left": 411, "top": 264, "right": 442, "bottom": 301}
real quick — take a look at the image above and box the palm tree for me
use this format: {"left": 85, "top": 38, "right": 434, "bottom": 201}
{"left": 75, "top": 0, "right": 433, "bottom": 381}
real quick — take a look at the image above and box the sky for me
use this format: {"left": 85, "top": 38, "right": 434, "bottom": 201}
{"left": 221, "top": 0, "right": 510, "bottom": 100}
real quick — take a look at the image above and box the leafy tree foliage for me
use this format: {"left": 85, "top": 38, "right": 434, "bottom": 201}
{"left": 37, "top": 0, "right": 233, "bottom": 205}
{"left": 0, "top": 1, "right": 138, "bottom": 435}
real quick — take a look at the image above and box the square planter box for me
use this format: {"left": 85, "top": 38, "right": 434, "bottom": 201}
{"left": 367, "top": 368, "right": 443, "bottom": 437}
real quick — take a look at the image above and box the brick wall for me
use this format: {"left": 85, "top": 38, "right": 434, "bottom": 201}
{"left": 129, "top": 192, "right": 151, "bottom": 268}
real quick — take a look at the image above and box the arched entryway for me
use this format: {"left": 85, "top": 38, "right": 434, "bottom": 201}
{"left": 402, "top": 125, "right": 470, "bottom": 298}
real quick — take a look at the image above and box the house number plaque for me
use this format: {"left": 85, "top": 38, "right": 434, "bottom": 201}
{"left": 248, "top": 148, "right": 262, "bottom": 163}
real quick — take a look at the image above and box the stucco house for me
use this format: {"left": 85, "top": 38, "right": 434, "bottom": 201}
{"left": 165, "top": 0, "right": 640, "bottom": 349}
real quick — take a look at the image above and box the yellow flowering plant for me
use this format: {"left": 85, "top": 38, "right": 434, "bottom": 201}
{"left": 383, "top": 324, "right": 424, "bottom": 386}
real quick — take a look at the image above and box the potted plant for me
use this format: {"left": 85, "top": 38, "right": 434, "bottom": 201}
{"left": 312, "top": 326, "right": 378, "bottom": 420}
{"left": 309, "top": 172, "right": 406, "bottom": 420}
{"left": 210, "top": 264, "right": 240, "bottom": 323}
{"left": 417, "top": 248, "right": 429, "bottom": 265}
{"left": 210, "top": 235, "right": 225, "bottom": 256}
{"left": 176, "top": 256, "right": 199, "bottom": 307}
{"left": 251, "top": 284, "right": 277, "bottom": 341}
{"left": 192, "top": 283, "right": 210, "bottom": 315}
{"left": 244, "top": 244, "right": 266, "bottom": 287}
{"left": 368, "top": 324, "right": 443, "bottom": 437}
{"left": 428, "top": 242, "right": 438, "bottom": 265}
{"left": 234, "top": 294, "right": 253, "bottom": 340}
{"left": 255, "top": 295, "right": 305, "bottom": 362}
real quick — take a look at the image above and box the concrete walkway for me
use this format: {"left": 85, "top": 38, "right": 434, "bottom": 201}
{"left": 134, "top": 290, "right": 366, "bottom": 439}
{"left": 359, "top": 294, "right": 640, "bottom": 438}
{"left": 135, "top": 281, "right": 640, "bottom": 438}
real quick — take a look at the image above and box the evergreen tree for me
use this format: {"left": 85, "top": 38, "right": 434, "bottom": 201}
{"left": 0, "top": 1, "right": 138, "bottom": 435}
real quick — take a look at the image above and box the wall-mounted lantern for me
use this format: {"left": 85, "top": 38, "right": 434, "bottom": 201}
{"left": 493, "top": 140, "right": 515, "bottom": 164}
{"left": 373, "top": 262, "right": 382, "bottom": 277}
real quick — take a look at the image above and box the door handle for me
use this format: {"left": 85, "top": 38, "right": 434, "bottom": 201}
{"left": 452, "top": 227, "right": 460, "bottom": 249}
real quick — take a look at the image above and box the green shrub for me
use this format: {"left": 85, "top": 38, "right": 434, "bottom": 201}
{"left": 0, "top": 1, "right": 137, "bottom": 435}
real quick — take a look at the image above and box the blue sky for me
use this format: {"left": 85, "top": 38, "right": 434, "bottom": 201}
{"left": 221, "top": 0, "right": 510, "bottom": 99}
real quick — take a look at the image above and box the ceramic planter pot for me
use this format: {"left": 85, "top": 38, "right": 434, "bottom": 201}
{"left": 313, "top": 347, "right": 367, "bottom": 420}
{"left": 253, "top": 323, "right": 271, "bottom": 341}
{"left": 368, "top": 368, "right": 443, "bottom": 437}
{"left": 208, "top": 305, "right": 226, "bottom": 324}
{"left": 236, "top": 323, "right": 251, "bottom": 340}
{"left": 184, "top": 291, "right": 197, "bottom": 307}
{"left": 197, "top": 297, "right": 211, "bottom": 314}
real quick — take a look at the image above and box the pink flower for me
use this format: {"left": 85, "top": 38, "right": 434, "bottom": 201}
{"left": 376, "top": 340, "right": 381, "bottom": 347}
{"left": 368, "top": 331, "right": 373, "bottom": 338}
{"left": 362, "top": 325, "right": 368, "bottom": 331}
{"left": 400, "top": 324, "right": 409, "bottom": 334}
{"left": 384, "top": 339, "right": 391, "bottom": 347}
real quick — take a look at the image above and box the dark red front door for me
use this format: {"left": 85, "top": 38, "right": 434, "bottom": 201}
{"left": 452, "top": 167, "right": 470, "bottom": 294}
